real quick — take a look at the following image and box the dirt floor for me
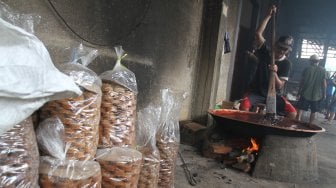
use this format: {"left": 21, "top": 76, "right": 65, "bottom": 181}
{"left": 174, "top": 113, "right": 336, "bottom": 188}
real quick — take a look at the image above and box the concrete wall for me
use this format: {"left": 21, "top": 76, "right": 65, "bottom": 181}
{"left": 228, "top": 0, "right": 257, "bottom": 101}
{"left": 215, "top": 0, "right": 242, "bottom": 103}
{"left": 2, "top": 0, "right": 204, "bottom": 120}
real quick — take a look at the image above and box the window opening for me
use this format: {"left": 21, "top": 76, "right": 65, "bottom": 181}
{"left": 300, "top": 39, "right": 324, "bottom": 59}
{"left": 326, "top": 47, "right": 336, "bottom": 72}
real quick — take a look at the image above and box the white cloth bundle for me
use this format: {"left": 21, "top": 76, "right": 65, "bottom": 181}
{"left": 0, "top": 18, "right": 82, "bottom": 134}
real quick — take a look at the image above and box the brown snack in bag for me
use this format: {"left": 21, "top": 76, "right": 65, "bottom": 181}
{"left": 96, "top": 147, "right": 142, "bottom": 188}
{"left": 39, "top": 157, "right": 101, "bottom": 188}
{"left": 0, "top": 117, "right": 39, "bottom": 188}
{"left": 99, "top": 81, "right": 136, "bottom": 148}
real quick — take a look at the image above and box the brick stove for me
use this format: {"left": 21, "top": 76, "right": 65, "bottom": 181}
{"left": 253, "top": 134, "right": 317, "bottom": 183}
{"left": 205, "top": 109, "right": 325, "bottom": 183}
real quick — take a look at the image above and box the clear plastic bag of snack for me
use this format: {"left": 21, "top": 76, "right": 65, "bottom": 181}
{"left": 136, "top": 105, "right": 161, "bottom": 188}
{"left": 156, "top": 89, "right": 187, "bottom": 188}
{"left": 0, "top": 0, "right": 41, "bottom": 34}
{"left": 39, "top": 156, "right": 101, "bottom": 188}
{"left": 39, "top": 43, "right": 102, "bottom": 160}
{"left": 99, "top": 46, "right": 138, "bottom": 93}
{"left": 0, "top": 116, "right": 39, "bottom": 188}
{"left": 98, "top": 46, "right": 138, "bottom": 148}
{"left": 59, "top": 43, "right": 101, "bottom": 94}
{"left": 95, "top": 147, "right": 142, "bottom": 188}
{"left": 36, "top": 117, "right": 102, "bottom": 187}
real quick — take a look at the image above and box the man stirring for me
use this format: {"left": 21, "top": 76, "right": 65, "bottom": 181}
{"left": 240, "top": 5, "right": 297, "bottom": 119}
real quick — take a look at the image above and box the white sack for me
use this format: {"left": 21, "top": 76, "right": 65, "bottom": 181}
{"left": 0, "top": 18, "right": 82, "bottom": 134}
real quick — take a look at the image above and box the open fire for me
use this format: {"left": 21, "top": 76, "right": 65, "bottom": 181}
{"left": 231, "top": 138, "right": 259, "bottom": 172}
{"left": 246, "top": 138, "right": 259, "bottom": 153}
{"left": 202, "top": 128, "right": 261, "bottom": 173}
{"left": 237, "top": 138, "right": 259, "bottom": 162}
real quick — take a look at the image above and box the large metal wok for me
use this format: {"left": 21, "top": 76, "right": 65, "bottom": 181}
{"left": 208, "top": 109, "right": 325, "bottom": 137}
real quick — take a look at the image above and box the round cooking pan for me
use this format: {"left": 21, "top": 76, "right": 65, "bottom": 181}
{"left": 208, "top": 109, "right": 325, "bottom": 137}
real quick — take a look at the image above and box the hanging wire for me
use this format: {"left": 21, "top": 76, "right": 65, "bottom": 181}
{"left": 46, "top": 0, "right": 151, "bottom": 47}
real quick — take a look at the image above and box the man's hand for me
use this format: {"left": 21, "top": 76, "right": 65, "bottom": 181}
{"left": 267, "top": 5, "right": 277, "bottom": 17}
{"left": 255, "top": 5, "right": 277, "bottom": 48}
{"left": 268, "top": 64, "right": 278, "bottom": 72}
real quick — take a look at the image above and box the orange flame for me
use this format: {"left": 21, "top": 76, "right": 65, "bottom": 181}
{"left": 246, "top": 138, "right": 259, "bottom": 153}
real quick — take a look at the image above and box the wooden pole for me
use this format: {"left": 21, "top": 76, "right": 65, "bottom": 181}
{"left": 265, "top": 11, "right": 277, "bottom": 118}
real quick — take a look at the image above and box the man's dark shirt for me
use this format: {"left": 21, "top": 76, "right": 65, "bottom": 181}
{"left": 249, "top": 43, "right": 291, "bottom": 97}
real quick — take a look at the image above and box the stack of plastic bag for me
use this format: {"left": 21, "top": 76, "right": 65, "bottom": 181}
{"left": 39, "top": 43, "right": 102, "bottom": 161}
{"left": 136, "top": 105, "right": 161, "bottom": 188}
{"left": 0, "top": 116, "right": 40, "bottom": 187}
{"left": 98, "top": 46, "right": 138, "bottom": 148}
{"left": 36, "top": 118, "right": 102, "bottom": 187}
{"left": 95, "top": 147, "right": 142, "bottom": 187}
{"left": 156, "top": 89, "right": 186, "bottom": 188}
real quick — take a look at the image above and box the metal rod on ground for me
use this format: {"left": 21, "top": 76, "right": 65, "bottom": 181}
{"left": 178, "top": 152, "right": 197, "bottom": 186}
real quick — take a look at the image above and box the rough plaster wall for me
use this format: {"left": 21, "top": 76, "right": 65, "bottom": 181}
{"left": 2, "top": 0, "right": 204, "bottom": 120}
{"left": 134, "top": 1, "right": 204, "bottom": 118}
{"left": 1, "top": 0, "right": 77, "bottom": 63}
